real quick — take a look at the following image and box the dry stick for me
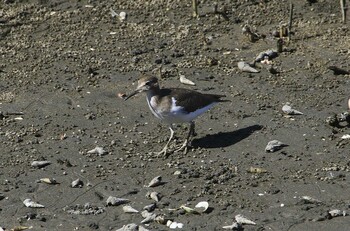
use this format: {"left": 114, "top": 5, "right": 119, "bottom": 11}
{"left": 192, "top": 0, "right": 198, "bottom": 18}
{"left": 340, "top": 0, "right": 346, "bottom": 23}
{"left": 288, "top": 1, "right": 294, "bottom": 43}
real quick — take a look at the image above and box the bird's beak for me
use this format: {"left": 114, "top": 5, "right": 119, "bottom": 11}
{"left": 123, "top": 89, "right": 141, "bottom": 101}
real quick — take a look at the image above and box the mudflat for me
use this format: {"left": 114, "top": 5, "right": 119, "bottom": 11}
{"left": 0, "top": 0, "right": 349, "bottom": 230}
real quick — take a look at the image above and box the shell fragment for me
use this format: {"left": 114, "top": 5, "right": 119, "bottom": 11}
{"left": 31, "top": 160, "right": 51, "bottom": 168}
{"left": 146, "top": 191, "right": 161, "bottom": 202}
{"left": 168, "top": 221, "right": 184, "bottom": 229}
{"left": 265, "top": 140, "right": 286, "bottom": 152}
{"left": 147, "top": 175, "right": 163, "bottom": 187}
{"left": 329, "top": 209, "right": 347, "bottom": 217}
{"left": 222, "top": 222, "right": 241, "bottom": 230}
{"left": 122, "top": 205, "right": 139, "bottom": 213}
{"left": 39, "top": 178, "right": 58, "bottom": 184}
{"left": 106, "top": 196, "right": 129, "bottom": 206}
{"left": 23, "top": 199, "right": 45, "bottom": 208}
{"left": 282, "top": 104, "right": 303, "bottom": 115}
{"left": 235, "top": 214, "right": 256, "bottom": 225}
{"left": 115, "top": 223, "right": 138, "bottom": 231}
{"left": 180, "top": 205, "right": 196, "bottom": 214}
{"left": 71, "top": 178, "right": 84, "bottom": 188}
{"left": 141, "top": 211, "right": 157, "bottom": 224}
{"left": 179, "top": 74, "right": 195, "bottom": 86}
{"left": 87, "top": 146, "right": 107, "bottom": 156}
{"left": 194, "top": 201, "right": 209, "bottom": 213}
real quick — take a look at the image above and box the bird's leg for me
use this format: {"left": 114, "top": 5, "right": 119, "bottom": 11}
{"left": 156, "top": 126, "right": 174, "bottom": 158}
{"left": 175, "top": 122, "right": 195, "bottom": 154}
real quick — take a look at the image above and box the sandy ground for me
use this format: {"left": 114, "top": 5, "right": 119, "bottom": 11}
{"left": 0, "top": 0, "right": 350, "bottom": 230}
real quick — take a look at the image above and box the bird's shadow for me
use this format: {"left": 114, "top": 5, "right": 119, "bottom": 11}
{"left": 191, "top": 125, "right": 263, "bottom": 149}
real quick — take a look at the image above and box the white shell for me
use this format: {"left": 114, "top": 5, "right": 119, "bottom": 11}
{"left": 179, "top": 75, "right": 195, "bottom": 86}
{"left": 141, "top": 210, "right": 153, "bottom": 218}
{"left": 265, "top": 140, "right": 285, "bottom": 152}
{"left": 146, "top": 191, "right": 160, "bottom": 202}
{"left": 238, "top": 61, "right": 259, "bottom": 73}
{"left": 341, "top": 134, "right": 350, "bottom": 139}
{"left": 222, "top": 222, "right": 241, "bottom": 229}
{"left": 301, "top": 196, "right": 321, "bottom": 203}
{"left": 194, "top": 201, "right": 209, "bottom": 213}
{"left": 39, "top": 178, "right": 58, "bottom": 184}
{"left": 87, "top": 146, "right": 107, "bottom": 156}
{"left": 71, "top": 178, "right": 83, "bottom": 188}
{"left": 122, "top": 205, "right": 139, "bottom": 213}
{"left": 141, "top": 212, "right": 157, "bottom": 224}
{"left": 147, "top": 175, "right": 162, "bottom": 187}
{"left": 23, "top": 199, "right": 45, "bottom": 208}
{"left": 119, "top": 12, "right": 127, "bottom": 22}
{"left": 329, "top": 209, "right": 347, "bottom": 217}
{"left": 106, "top": 196, "right": 129, "bottom": 206}
{"left": 31, "top": 160, "right": 51, "bottom": 168}
{"left": 235, "top": 214, "right": 256, "bottom": 225}
{"left": 143, "top": 203, "right": 156, "bottom": 212}
{"left": 169, "top": 221, "right": 183, "bottom": 229}
{"left": 180, "top": 205, "right": 195, "bottom": 213}
{"left": 282, "top": 104, "right": 303, "bottom": 115}
{"left": 115, "top": 223, "right": 138, "bottom": 231}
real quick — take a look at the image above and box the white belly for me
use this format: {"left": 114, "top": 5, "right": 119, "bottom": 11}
{"left": 146, "top": 96, "right": 216, "bottom": 124}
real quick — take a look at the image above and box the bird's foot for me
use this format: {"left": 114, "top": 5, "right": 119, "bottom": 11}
{"left": 174, "top": 140, "right": 189, "bottom": 154}
{"left": 155, "top": 146, "right": 172, "bottom": 158}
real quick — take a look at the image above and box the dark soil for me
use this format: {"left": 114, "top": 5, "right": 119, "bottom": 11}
{"left": 0, "top": 0, "right": 350, "bottom": 230}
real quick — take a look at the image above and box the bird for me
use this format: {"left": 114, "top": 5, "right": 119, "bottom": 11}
{"left": 124, "top": 75, "right": 228, "bottom": 157}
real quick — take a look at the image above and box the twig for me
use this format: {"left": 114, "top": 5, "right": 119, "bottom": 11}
{"left": 288, "top": 1, "right": 293, "bottom": 42}
{"left": 340, "top": 0, "right": 347, "bottom": 23}
{"left": 192, "top": 0, "right": 198, "bottom": 18}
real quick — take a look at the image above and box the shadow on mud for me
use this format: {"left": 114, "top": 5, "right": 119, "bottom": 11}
{"left": 191, "top": 124, "right": 263, "bottom": 149}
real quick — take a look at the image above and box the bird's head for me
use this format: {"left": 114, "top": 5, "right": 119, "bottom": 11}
{"left": 124, "top": 76, "right": 159, "bottom": 100}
